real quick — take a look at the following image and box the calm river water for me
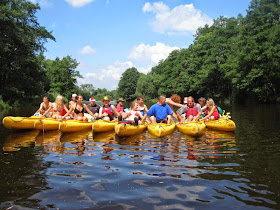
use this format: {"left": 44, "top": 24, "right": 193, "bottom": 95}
{"left": 0, "top": 104, "right": 280, "bottom": 209}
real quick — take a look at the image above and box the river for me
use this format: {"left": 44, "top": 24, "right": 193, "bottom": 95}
{"left": 0, "top": 104, "right": 279, "bottom": 209}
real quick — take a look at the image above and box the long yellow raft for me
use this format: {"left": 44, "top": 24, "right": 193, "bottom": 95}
{"left": 205, "top": 118, "right": 236, "bottom": 131}
{"left": 59, "top": 120, "right": 94, "bottom": 133}
{"left": 3, "top": 116, "right": 43, "bottom": 130}
{"left": 34, "top": 118, "right": 60, "bottom": 131}
{"left": 92, "top": 120, "right": 117, "bottom": 133}
{"left": 176, "top": 121, "right": 206, "bottom": 137}
{"left": 147, "top": 123, "right": 175, "bottom": 137}
{"left": 115, "top": 123, "right": 147, "bottom": 137}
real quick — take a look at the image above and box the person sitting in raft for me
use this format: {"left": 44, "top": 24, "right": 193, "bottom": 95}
{"left": 98, "top": 96, "right": 119, "bottom": 121}
{"left": 136, "top": 96, "right": 149, "bottom": 116}
{"left": 118, "top": 101, "right": 144, "bottom": 125}
{"left": 176, "top": 96, "right": 202, "bottom": 123}
{"left": 69, "top": 94, "right": 77, "bottom": 108}
{"left": 36, "top": 96, "right": 52, "bottom": 117}
{"left": 201, "top": 98, "right": 221, "bottom": 121}
{"left": 68, "top": 93, "right": 77, "bottom": 118}
{"left": 51, "top": 95, "right": 67, "bottom": 120}
{"left": 198, "top": 97, "right": 207, "bottom": 118}
{"left": 116, "top": 98, "right": 125, "bottom": 115}
{"left": 140, "top": 95, "right": 178, "bottom": 124}
{"left": 84, "top": 97, "right": 100, "bottom": 120}
{"left": 61, "top": 95, "right": 95, "bottom": 121}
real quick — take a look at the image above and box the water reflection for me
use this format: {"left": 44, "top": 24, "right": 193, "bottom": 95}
{"left": 0, "top": 123, "right": 278, "bottom": 208}
{"left": 3, "top": 130, "right": 39, "bottom": 152}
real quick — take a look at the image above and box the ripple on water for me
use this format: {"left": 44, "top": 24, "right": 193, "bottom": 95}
{"left": 0, "top": 128, "right": 278, "bottom": 209}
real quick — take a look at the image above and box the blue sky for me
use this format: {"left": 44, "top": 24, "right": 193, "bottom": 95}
{"left": 31, "top": 0, "right": 252, "bottom": 90}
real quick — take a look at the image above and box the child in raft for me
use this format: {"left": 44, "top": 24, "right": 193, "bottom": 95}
{"left": 118, "top": 101, "right": 144, "bottom": 125}
{"left": 201, "top": 98, "right": 220, "bottom": 121}
{"left": 198, "top": 97, "right": 207, "bottom": 118}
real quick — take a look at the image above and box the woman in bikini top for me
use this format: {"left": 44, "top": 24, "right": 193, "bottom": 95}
{"left": 74, "top": 104, "right": 85, "bottom": 114}
{"left": 61, "top": 95, "right": 95, "bottom": 121}
{"left": 51, "top": 95, "right": 65, "bottom": 119}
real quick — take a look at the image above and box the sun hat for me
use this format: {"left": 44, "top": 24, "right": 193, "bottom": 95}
{"left": 101, "top": 96, "right": 111, "bottom": 102}
{"left": 117, "top": 98, "right": 124, "bottom": 103}
{"left": 72, "top": 94, "right": 77, "bottom": 97}
{"left": 183, "top": 97, "right": 188, "bottom": 104}
{"left": 89, "top": 97, "right": 96, "bottom": 102}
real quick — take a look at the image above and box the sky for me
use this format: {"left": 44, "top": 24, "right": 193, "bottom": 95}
{"left": 30, "top": 0, "right": 252, "bottom": 90}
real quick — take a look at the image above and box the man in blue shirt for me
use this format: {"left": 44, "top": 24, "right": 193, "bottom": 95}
{"left": 140, "top": 95, "right": 178, "bottom": 124}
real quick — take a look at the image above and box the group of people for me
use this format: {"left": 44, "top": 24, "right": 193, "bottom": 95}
{"left": 36, "top": 94, "right": 223, "bottom": 124}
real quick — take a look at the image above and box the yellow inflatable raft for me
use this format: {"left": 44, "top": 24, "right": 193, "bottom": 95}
{"left": 34, "top": 118, "right": 60, "bottom": 131}
{"left": 2, "top": 116, "right": 42, "bottom": 130}
{"left": 115, "top": 123, "right": 147, "bottom": 137}
{"left": 176, "top": 121, "right": 206, "bottom": 137}
{"left": 205, "top": 118, "right": 236, "bottom": 131}
{"left": 92, "top": 120, "right": 117, "bottom": 133}
{"left": 147, "top": 123, "right": 175, "bottom": 137}
{"left": 59, "top": 120, "right": 94, "bottom": 133}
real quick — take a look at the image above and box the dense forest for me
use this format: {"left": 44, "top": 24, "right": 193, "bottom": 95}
{"left": 1, "top": 0, "right": 279, "bottom": 110}
{"left": 118, "top": 0, "right": 280, "bottom": 103}
{"left": 0, "top": 0, "right": 116, "bottom": 109}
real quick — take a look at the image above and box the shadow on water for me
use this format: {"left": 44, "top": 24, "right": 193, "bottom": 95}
{"left": 0, "top": 104, "right": 280, "bottom": 208}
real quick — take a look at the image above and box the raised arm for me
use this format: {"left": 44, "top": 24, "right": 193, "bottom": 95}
{"left": 166, "top": 98, "right": 183, "bottom": 108}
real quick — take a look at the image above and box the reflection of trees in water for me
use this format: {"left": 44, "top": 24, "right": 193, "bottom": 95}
{"left": 227, "top": 104, "right": 280, "bottom": 208}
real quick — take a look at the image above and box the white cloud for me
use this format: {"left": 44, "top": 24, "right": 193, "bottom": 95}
{"left": 78, "top": 43, "right": 179, "bottom": 90}
{"left": 143, "top": 2, "right": 213, "bottom": 34}
{"left": 78, "top": 61, "right": 134, "bottom": 90}
{"left": 65, "top": 0, "right": 94, "bottom": 7}
{"left": 128, "top": 42, "right": 179, "bottom": 66}
{"left": 79, "top": 45, "right": 96, "bottom": 55}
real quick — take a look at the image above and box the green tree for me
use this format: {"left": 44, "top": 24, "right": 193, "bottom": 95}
{"left": 135, "top": 72, "right": 161, "bottom": 100}
{"left": 117, "top": 67, "right": 140, "bottom": 101}
{"left": 78, "top": 84, "right": 95, "bottom": 100}
{"left": 0, "top": 0, "right": 55, "bottom": 105}
{"left": 231, "top": 0, "right": 280, "bottom": 102}
{"left": 44, "top": 56, "right": 82, "bottom": 99}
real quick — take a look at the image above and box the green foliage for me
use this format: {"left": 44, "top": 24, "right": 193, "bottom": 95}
{"left": 134, "top": 0, "right": 280, "bottom": 103}
{"left": 0, "top": 96, "right": 11, "bottom": 110}
{"left": 76, "top": 84, "right": 117, "bottom": 101}
{"left": 0, "top": 0, "right": 55, "bottom": 105}
{"left": 43, "top": 56, "right": 82, "bottom": 100}
{"left": 117, "top": 67, "right": 140, "bottom": 101}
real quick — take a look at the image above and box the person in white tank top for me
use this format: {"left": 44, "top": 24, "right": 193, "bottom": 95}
{"left": 120, "top": 101, "right": 144, "bottom": 124}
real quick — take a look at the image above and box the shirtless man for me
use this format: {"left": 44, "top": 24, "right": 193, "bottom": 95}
{"left": 37, "top": 96, "right": 52, "bottom": 117}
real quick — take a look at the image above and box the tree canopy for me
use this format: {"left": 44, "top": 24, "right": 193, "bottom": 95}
{"left": 117, "top": 67, "right": 140, "bottom": 101}
{"left": 0, "top": 0, "right": 55, "bottom": 104}
{"left": 134, "top": 0, "right": 280, "bottom": 103}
